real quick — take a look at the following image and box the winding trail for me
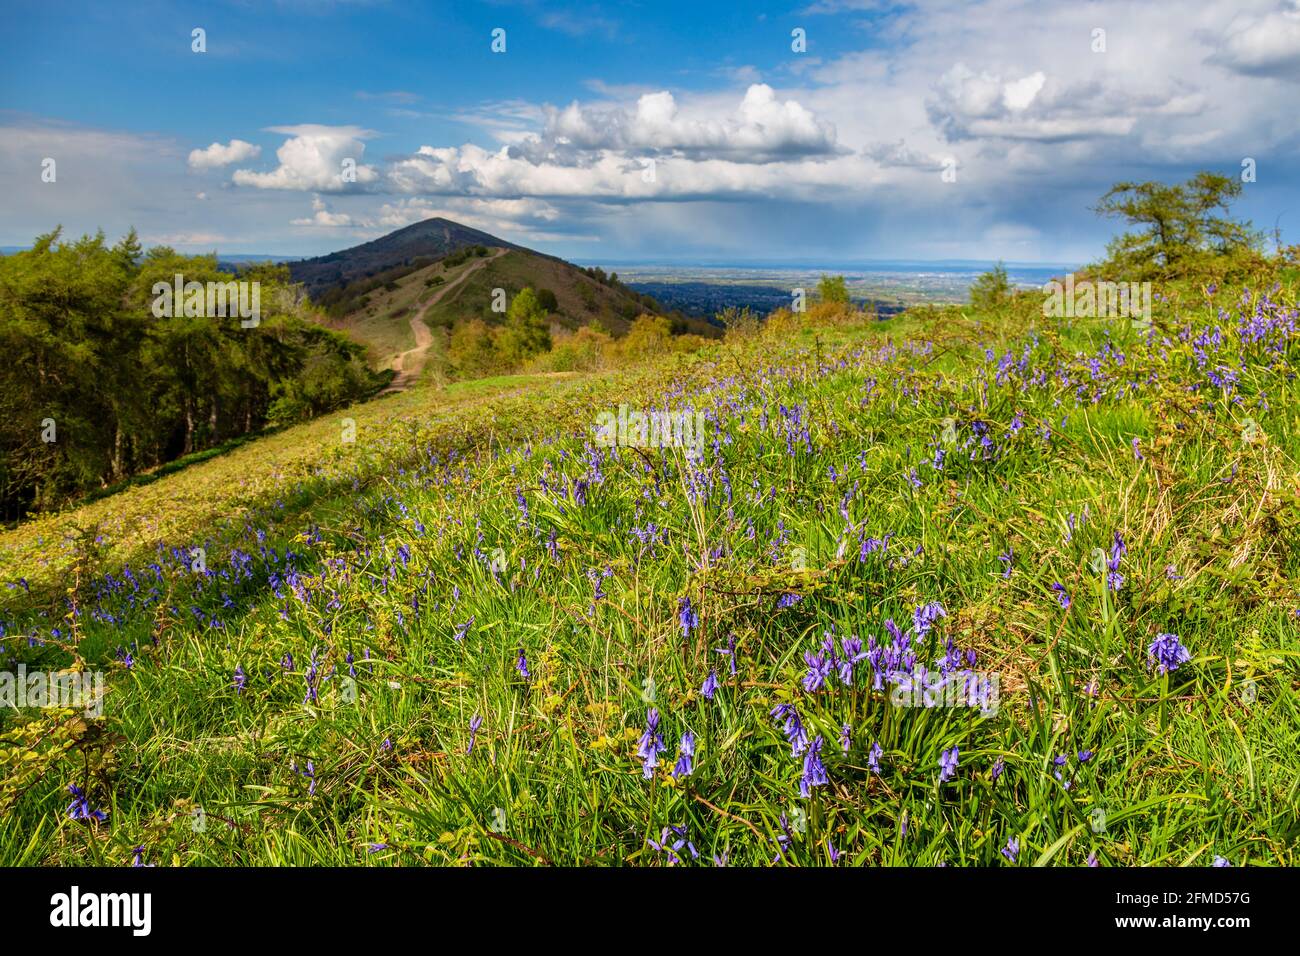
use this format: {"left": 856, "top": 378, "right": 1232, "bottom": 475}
{"left": 382, "top": 248, "right": 508, "bottom": 393}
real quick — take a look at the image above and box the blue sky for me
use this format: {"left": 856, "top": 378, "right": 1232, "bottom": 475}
{"left": 3, "top": 0, "right": 1299, "bottom": 263}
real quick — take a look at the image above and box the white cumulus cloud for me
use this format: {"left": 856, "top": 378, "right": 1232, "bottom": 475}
{"left": 233, "top": 125, "right": 379, "bottom": 191}
{"left": 927, "top": 64, "right": 1136, "bottom": 142}
{"left": 290, "top": 195, "right": 357, "bottom": 227}
{"left": 187, "top": 139, "right": 261, "bottom": 169}
{"left": 541, "top": 84, "right": 840, "bottom": 161}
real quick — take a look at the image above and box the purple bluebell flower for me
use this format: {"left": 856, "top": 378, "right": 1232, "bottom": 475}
{"left": 233, "top": 665, "right": 246, "bottom": 694}
{"left": 769, "top": 702, "right": 808, "bottom": 756}
{"left": 1148, "top": 632, "right": 1191, "bottom": 674}
{"left": 303, "top": 647, "right": 320, "bottom": 704}
{"left": 1106, "top": 531, "right": 1126, "bottom": 592}
{"left": 867, "top": 741, "right": 883, "bottom": 774}
{"left": 701, "top": 669, "right": 719, "bottom": 701}
{"left": 839, "top": 722, "right": 852, "bottom": 754}
{"left": 716, "top": 634, "right": 737, "bottom": 676}
{"left": 939, "top": 637, "right": 964, "bottom": 674}
{"left": 860, "top": 533, "right": 889, "bottom": 561}
{"left": 998, "top": 548, "right": 1014, "bottom": 578}
{"left": 636, "top": 708, "right": 665, "bottom": 779}
{"left": 647, "top": 825, "right": 698, "bottom": 865}
{"left": 992, "top": 756, "right": 1005, "bottom": 781}
{"left": 1078, "top": 749, "right": 1093, "bottom": 762}
{"left": 774, "top": 814, "right": 794, "bottom": 861}
{"left": 467, "top": 714, "right": 483, "bottom": 755}
{"left": 938, "top": 746, "right": 959, "bottom": 782}
{"left": 838, "top": 636, "right": 867, "bottom": 685}
{"left": 1087, "top": 851, "right": 1099, "bottom": 867}
{"left": 1001, "top": 837, "right": 1019, "bottom": 862}
{"left": 453, "top": 616, "right": 474, "bottom": 642}
{"left": 673, "top": 730, "right": 695, "bottom": 779}
{"left": 678, "top": 596, "right": 699, "bottom": 637}
{"left": 1132, "top": 437, "right": 1144, "bottom": 461}
{"left": 800, "top": 735, "right": 829, "bottom": 797}
{"left": 1212, "top": 855, "right": 1231, "bottom": 867}
{"left": 912, "top": 602, "right": 947, "bottom": 637}
{"left": 802, "top": 647, "right": 833, "bottom": 692}
{"left": 298, "top": 760, "right": 316, "bottom": 796}
{"left": 515, "top": 647, "right": 532, "bottom": 680}
{"left": 1051, "top": 583, "right": 1071, "bottom": 609}
{"left": 66, "top": 784, "right": 107, "bottom": 822}
{"left": 776, "top": 592, "right": 803, "bottom": 608}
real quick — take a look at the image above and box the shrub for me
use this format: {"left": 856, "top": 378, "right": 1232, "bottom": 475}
{"left": 719, "top": 306, "right": 761, "bottom": 342}
{"left": 527, "top": 325, "right": 612, "bottom": 373}
{"left": 448, "top": 318, "right": 499, "bottom": 379}
{"left": 619, "top": 314, "right": 674, "bottom": 361}
{"left": 970, "top": 262, "right": 1012, "bottom": 312}
{"left": 817, "top": 274, "right": 851, "bottom": 305}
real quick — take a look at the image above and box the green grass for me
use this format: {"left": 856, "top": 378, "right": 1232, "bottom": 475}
{"left": 415, "top": 250, "right": 639, "bottom": 335}
{"left": 1, "top": 283, "right": 1298, "bottom": 867}
{"left": 326, "top": 253, "right": 497, "bottom": 368}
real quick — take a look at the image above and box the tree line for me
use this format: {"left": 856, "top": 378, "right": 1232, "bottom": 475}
{"left": 0, "top": 228, "right": 383, "bottom": 520}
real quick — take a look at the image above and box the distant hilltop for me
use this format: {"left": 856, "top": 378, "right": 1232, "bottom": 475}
{"left": 285, "top": 218, "right": 534, "bottom": 297}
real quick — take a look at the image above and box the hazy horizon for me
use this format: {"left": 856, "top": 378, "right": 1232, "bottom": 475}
{"left": 1, "top": 241, "right": 1081, "bottom": 271}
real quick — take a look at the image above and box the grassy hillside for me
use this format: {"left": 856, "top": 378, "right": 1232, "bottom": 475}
{"left": 1, "top": 281, "right": 1298, "bottom": 866}
{"left": 320, "top": 248, "right": 503, "bottom": 370}
{"left": 412, "top": 249, "right": 716, "bottom": 337}
{"left": 328, "top": 247, "right": 718, "bottom": 379}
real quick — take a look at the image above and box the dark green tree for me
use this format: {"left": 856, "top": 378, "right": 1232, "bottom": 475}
{"left": 0, "top": 229, "right": 382, "bottom": 517}
{"left": 1094, "top": 171, "right": 1263, "bottom": 278}
{"left": 536, "top": 288, "right": 559, "bottom": 313}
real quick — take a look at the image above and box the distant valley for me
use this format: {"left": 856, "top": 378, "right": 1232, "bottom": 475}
{"left": 599, "top": 261, "right": 1077, "bottom": 317}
